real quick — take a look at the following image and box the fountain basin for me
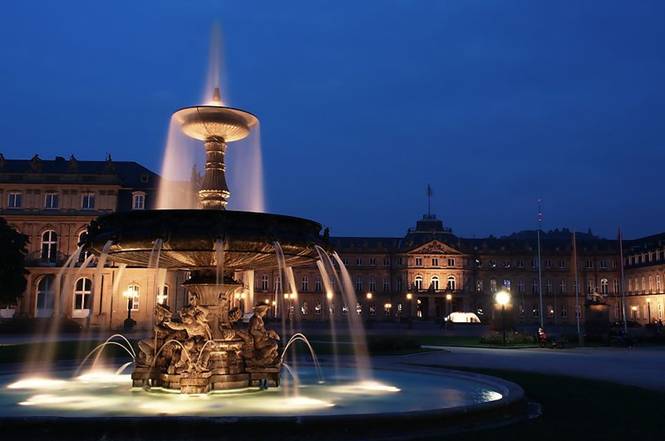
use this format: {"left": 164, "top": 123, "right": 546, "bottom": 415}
{"left": 84, "top": 209, "right": 325, "bottom": 269}
{"left": 172, "top": 105, "right": 258, "bottom": 142}
{"left": 0, "top": 366, "right": 526, "bottom": 440}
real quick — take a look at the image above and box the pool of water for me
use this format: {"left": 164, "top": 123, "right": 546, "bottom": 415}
{"left": 0, "top": 366, "right": 503, "bottom": 417}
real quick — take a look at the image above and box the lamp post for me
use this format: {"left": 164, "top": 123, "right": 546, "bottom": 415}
{"left": 495, "top": 290, "right": 511, "bottom": 345}
{"left": 365, "top": 292, "right": 373, "bottom": 325}
{"left": 445, "top": 293, "right": 452, "bottom": 329}
{"left": 406, "top": 292, "right": 413, "bottom": 329}
{"left": 122, "top": 289, "right": 136, "bottom": 332}
{"left": 646, "top": 298, "right": 651, "bottom": 324}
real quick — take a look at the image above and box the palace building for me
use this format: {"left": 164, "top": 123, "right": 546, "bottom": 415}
{"left": 1, "top": 155, "right": 663, "bottom": 329}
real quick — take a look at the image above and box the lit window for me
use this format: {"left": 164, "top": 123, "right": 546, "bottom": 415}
{"left": 73, "top": 277, "right": 93, "bottom": 313}
{"left": 414, "top": 276, "right": 423, "bottom": 290}
{"left": 447, "top": 276, "right": 456, "bottom": 291}
{"left": 490, "top": 279, "right": 497, "bottom": 293}
{"left": 41, "top": 230, "right": 58, "bottom": 263}
{"left": 132, "top": 192, "right": 145, "bottom": 210}
{"left": 36, "top": 275, "right": 55, "bottom": 317}
{"left": 448, "top": 258, "right": 455, "bottom": 267}
{"left": 126, "top": 284, "right": 140, "bottom": 311}
{"left": 432, "top": 257, "right": 439, "bottom": 267}
{"left": 261, "top": 275, "right": 269, "bottom": 291}
{"left": 503, "top": 279, "right": 511, "bottom": 290}
{"left": 600, "top": 278, "right": 608, "bottom": 295}
{"left": 301, "top": 276, "right": 309, "bottom": 292}
{"left": 157, "top": 285, "right": 169, "bottom": 306}
{"left": 7, "top": 192, "right": 22, "bottom": 208}
{"left": 315, "top": 278, "right": 322, "bottom": 292}
{"left": 81, "top": 192, "right": 95, "bottom": 209}
{"left": 559, "top": 280, "right": 566, "bottom": 294}
{"left": 431, "top": 276, "right": 439, "bottom": 290}
{"left": 44, "top": 192, "right": 59, "bottom": 209}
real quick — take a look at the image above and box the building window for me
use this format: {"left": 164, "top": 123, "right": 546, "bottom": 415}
{"left": 642, "top": 277, "right": 646, "bottom": 292}
{"left": 432, "top": 257, "right": 439, "bottom": 267}
{"left": 600, "top": 260, "right": 608, "bottom": 269}
{"left": 396, "top": 276, "right": 403, "bottom": 291}
{"left": 383, "top": 257, "right": 390, "bottom": 266}
{"left": 383, "top": 279, "right": 390, "bottom": 292}
{"left": 274, "top": 277, "right": 281, "bottom": 292}
{"left": 448, "top": 258, "right": 455, "bottom": 267}
{"left": 559, "top": 280, "right": 566, "bottom": 294}
{"left": 356, "top": 257, "right": 362, "bottom": 266}
{"left": 503, "top": 279, "right": 511, "bottom": 290}
{"left": 587, "top": 280, "right": 594, "bottom": 294}
{"left": 81, "top": 192, "right": 95, "bottom": 209}
{"left": 157, "top": 285, "right": 169, "bottom": 306}
{"left": 600, "top": 278, "right": 609, "bottom": 295}
{"left": 343, "top": 257, "right": 349, "bottom": 266}
{"left": 517, "top": 259, "right": 525, "bottom": 269}
{"left": 489, "top": 260, "right": 496, "bottom": 268}
{"left": 532, "top": 279, "right": 539, "bottom": 295}
{"left": 546, "top": 280, "right": 552, "bottom": 294}
{"left": 369, "top": 257, "right": 376, "bottom": 265}
{"left": 36, "top": 275, "right": 55, "bottom": 317}
{"left": 518, "top": 280, "right": 525, "bottom": 293}
{"left": 490, "top": 279, "right": 497, "bottom": 293}
{"left": 415, "top": 257, "right": 422, "bottom": 267}
{"left": 544, "top": 259, "right": 551, "bottom": 268}
{"left": 126, "top": 284, "right": 140, "bottom": 311}
{"left": 584, "top": 259, "right": 593, "bottom": 269}
{"left": 414, "top": 276, "right": 423, "bottom": 290}
{"left": 559, "top": 259, "right": 566, "bottom": 269}
{"left": 78, "top": 230, "right": 91, "bottom": 263}
{"left": 132, "top": 192, "right": 146, "bottom": 210}
{"left": 355, "top": 277, "right": 362, "bottom": 293}
{"left": 44, "top": 192, "right": 59, "bottom": 209}
{"left": 369, "top": 278, "right": 376, "bottom": 293}
{"left": 7, "top": 192, "right": 22, "bottom": 208}
{"left": 476, "top": 280, "right": 483, "bottom": 292}
{"left": 656, "top": 275, "right": 662, "bottom": 293}
{"left": 532, "top": 305, "right": 539, "bottom": 317}
{"left": 261, "top": 275, "right": 269, "bottom": 291}
{"left": 73, "top": 277, "right": 93, "bottom": 313}
{"left": 301, "top": 276, "right": 309, "bottom": 292}
{"left": 41, "top": 230, "right": 58, "bottom": 263}
{"left": 561, "top": 305, "right": 568, "bottom": 318}
{"left": 431, "top": 276, "right": 440, "bottom": 291}
{"left": 315, "top": 278, "right": 322, "bottom": 292}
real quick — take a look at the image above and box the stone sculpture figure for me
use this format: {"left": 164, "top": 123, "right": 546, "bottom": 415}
{"left": 246, "top": 304, "right": 280, "bottom": 367}
{"left": 137, "top": 303, "right": 173, "bottom": 366}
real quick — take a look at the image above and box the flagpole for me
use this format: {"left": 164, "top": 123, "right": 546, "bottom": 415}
{"left": 537, "top": 199, "right": 544, "bottom": 329}
{"left": 573, "top": 230, "right": 582, "bottom": 345}
{"left": 618, "top": 227, "right": 628, "bottom": 335}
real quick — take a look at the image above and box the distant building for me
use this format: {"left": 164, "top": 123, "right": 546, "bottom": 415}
{"left": 0, "top": 155, "right": 663, "bottom": 328}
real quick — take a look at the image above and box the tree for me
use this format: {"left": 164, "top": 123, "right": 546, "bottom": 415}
{"left": 0, "top": 218, "right": 28, "bottom": 306}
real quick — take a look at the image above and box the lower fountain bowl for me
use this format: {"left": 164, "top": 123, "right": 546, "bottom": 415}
{"left": 0, "top": 365, "right": 527, "bottom": 441}
{"left": 84, "top": 209, "right": 326, "bottom": 270}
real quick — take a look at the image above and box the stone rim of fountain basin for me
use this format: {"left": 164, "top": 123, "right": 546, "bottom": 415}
{"left": 0, "top": 366, "right": 528, "bottom": 441}
{"left": 84, "top": 209, "right": 327, "bottom": 270}
{"left": 172, "top": 104, "right": 259, "bottom": 142}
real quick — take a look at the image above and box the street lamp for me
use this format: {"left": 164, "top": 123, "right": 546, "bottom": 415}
{"left": 495, "top": 290, "right": 511, "bottom": 345}
{"left": 122, "top": 289, "right": 136, "bottom": 332}
{"left": 406, "top": 292, "right": 413, "bottom": 328}
{"left": 445, "top": 293, "right": 452, "bottom": 326}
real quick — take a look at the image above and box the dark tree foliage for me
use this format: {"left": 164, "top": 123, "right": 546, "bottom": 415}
{"left": 0, "top": 217, "right": 28, "bottom": 306}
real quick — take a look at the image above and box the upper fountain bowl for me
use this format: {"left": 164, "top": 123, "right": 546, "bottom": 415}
{"left": 172, "top": 105, "right": 259, "bottom": 142}
{"left": 83, "top": 209, "right": 326, "bottom": 270}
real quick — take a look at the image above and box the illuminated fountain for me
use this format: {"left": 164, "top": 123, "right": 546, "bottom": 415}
{"left": 0, "top": 35, "right": 527, "bottom": 440}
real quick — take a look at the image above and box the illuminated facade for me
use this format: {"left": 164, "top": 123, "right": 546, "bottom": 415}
{"left": 0, "top": 155, "right": 662, "bottom": 328}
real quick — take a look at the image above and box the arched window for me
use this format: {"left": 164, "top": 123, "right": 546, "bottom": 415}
{"left": 77, "top": 230, "right": 91, "bottom": 263}
{"left": 414, "top": 275, "right": 423, "bottom": 290}
{"left": 157, "top": 285, "right": 169, "bottom": 306}
{"left": 447, "top": 276, "right": 456, "bottom": 291}
{"left": 41, "top": 230, "right": 58, "bottom": 262}
{"left": 431, "top": 276, "right": 440, "bottom": 291}
{"left": 73, "top": 277, "right": 92, "bottom": 317}
{"left": 36, "top": 275, "right": 55, "bottom": 317}
{"left": 656, "top": 274, "right": 662, "bottom": 293}
{"left": 126, "top": 284, "right": 140, "bottom": 311}
{"left": 600, "top": 278, "right": 609, "bottom": 295}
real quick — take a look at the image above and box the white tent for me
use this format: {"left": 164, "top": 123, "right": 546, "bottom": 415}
{"left": 444, "top": 312, "right": 481, "bottom": 323}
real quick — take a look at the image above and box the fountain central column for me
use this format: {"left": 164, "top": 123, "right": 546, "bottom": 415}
{"left": 199, "top": 136, "right": 230, "bottom": 209}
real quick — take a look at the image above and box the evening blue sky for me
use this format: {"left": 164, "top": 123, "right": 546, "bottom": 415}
{"left": 0, "top": 1, "right": 663, "bottom": 239}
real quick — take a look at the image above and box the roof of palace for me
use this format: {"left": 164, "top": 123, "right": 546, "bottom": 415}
{"left": 331, "top": 214, "right": 619, "bottom": 255}
{"left": 0, "top": 155, "right": 159, "bottom": 189}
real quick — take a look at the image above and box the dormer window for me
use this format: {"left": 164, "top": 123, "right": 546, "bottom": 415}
{"left": 81, "top": 192, "right": 95, "bottom": 210}
{"left": 132, "top": 192, "right": 146, "bottom": 210}
{"left": 7, "top": 192, "right": 22, "bottom": 208}
{"left": 44, "top": 192, "right": 59, "bottom": 209}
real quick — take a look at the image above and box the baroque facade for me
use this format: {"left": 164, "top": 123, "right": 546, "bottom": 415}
{"left": 1, "top": 155, "right": 663, "bottom": 328}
